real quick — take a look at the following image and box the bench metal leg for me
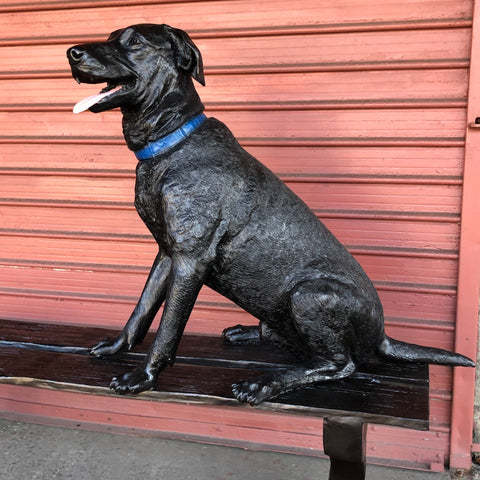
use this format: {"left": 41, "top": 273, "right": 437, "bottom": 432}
{"left": 323, "top": 416, "right": 367, "bottom": 480}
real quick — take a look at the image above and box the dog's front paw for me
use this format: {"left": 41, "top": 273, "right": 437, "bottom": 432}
{"left": 110, "top": 367, "right": 156, "bottom": 395}
{"left": 90, "top": 335, "right": 128, "bottom": 357}
{"left": 232, "top": 377, "right": 278, "bottom": 406}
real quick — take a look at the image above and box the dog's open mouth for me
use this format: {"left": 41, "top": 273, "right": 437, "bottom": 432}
{"left": 73, "top": 83, "right": 127, "bottom": 114}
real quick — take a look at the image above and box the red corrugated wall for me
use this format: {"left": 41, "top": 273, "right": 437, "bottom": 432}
{"left": 0, "top": 0, "right": 478, "bottom": 472}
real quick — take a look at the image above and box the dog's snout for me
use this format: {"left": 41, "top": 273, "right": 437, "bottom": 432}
{"left": 67, "top": 46, "right": 85, "bottom": 63}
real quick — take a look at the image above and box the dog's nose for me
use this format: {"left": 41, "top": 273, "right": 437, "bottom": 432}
{"left": 67, "top": 46, "right": 85, "bottom": 63}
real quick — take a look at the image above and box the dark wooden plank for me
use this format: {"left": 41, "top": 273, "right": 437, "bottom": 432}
{"left": 0, "top": 320, "right": 429, "bottom": 430}
{"left": 0, "top": 319, "right": 428, "bottom": 380}
{"left": 0, "top": 345, "right": 428, "bottom": 428}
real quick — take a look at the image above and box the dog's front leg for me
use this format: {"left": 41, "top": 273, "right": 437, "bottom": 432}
{"left": 91, "top": 252, "right": 171, "bottom": 357}
{"left": 110, "top": 255, "right": 207, "bottom": 394}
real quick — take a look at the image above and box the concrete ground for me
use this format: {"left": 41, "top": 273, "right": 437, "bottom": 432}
{"left": 1, "top": 418, "right": 459, "bottom": 480}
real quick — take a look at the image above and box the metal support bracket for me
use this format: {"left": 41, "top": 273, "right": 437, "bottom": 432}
{"left": 323, "top": 416, "right": 367, "bottom": 480}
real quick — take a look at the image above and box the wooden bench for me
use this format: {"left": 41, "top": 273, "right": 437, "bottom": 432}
{"left": 0, "top": 319, "right": 429, "bottom": 480}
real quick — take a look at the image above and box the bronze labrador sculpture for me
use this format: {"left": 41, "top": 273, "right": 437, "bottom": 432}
{"left": 67, "top": 24, "right": 474, "bottom": 405}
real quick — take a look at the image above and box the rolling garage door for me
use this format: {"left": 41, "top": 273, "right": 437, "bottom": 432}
{"left": 0, "top": 0, "right": 479, "bottom": 472}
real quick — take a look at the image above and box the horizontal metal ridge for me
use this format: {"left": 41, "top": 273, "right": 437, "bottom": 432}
{"left": 0, "top": 198, "right": 132, "bottom": 209}
{"left": 0, "top": 167, "right": 463, "bottom": 185}
{"left": 0, "top": 228, "right": 152, "bottom": 243}
{"left": 0, "top": 16, "right": 472, "bottom": 37}
{"left": 317, "top": 209, "right": 460, "bottom": 222}
{"left": 0, "top": 0, "right": 194, "bottom": 14}
{"left": 374, "top": 281, "right": 456, "bottom": 295}
{"left": 0, "top": 135, "right": 466, "bottom": 148}
{"left": 0, "top": 258, "right": 456, "bottom": 296}
{"left": 240, "top": 137, "right": 466, "bottom": 147}
{"left": 0, "top": 59, "right": 471, "bottom": 80}
{"left": 0, "top": 199, "right": 461, "bottom": 223}
{"left": 386, "top": 317, "right": 455, "bottom": 332}
{"left": 0, "top": 228, "right": 458, "bottom": 259}
{"left": 0, "top": 98, "right": 468, "bottom": 113}
{"left": 0, "top": 283, "right": 457, "bottom": 308}
{"left": 0, "top": 167, "right": 133, "bottom": 178}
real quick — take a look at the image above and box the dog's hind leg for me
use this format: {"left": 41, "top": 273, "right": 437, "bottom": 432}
{"left": 232, "top": 278, "right": 374, "bottom": 404}
{"left": 223, "top": 322, "right": 297, "bottom": 351}
{"left": 222, "top": 322, "right": 283, "bottom": 344}
{"left": 233, "top": 356, "right": 356, "bottom": 405}
{"left": 91, "top": 252, "right": 171, "bottom": 356}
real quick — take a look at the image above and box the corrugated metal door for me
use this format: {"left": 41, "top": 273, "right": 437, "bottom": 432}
{"left": 0, "top": 0, "right": 478, "bottom": 472}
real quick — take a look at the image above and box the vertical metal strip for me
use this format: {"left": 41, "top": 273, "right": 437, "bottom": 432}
{"left": 450, "top": 0, "right": 480, "bottom": 469}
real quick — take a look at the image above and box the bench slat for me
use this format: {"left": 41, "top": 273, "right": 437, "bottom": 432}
{"left": 0, "top": 319, "right": 429, "bottom": 430}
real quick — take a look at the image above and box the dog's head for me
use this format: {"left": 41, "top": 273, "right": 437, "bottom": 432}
{"left": 67, "top": 24, "right": 205, "bottom": 114}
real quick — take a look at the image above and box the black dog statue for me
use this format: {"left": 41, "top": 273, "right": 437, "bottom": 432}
{"left": 67, "top": 24, "right": 474, "bottom": 405}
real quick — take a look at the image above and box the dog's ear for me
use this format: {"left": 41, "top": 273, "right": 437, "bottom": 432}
{"left": 164, "top": 25, "right": 205, "bottom": 86}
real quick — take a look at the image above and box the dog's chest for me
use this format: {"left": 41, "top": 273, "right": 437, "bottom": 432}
{"left": 134, "top": 159, "right": 217, "bottom": 254}
{"left": 134, "top": 161, "right": 170, "bottom": 246}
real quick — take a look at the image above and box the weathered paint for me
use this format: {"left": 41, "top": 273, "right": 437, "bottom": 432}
{"left": 450, "top": 0, "right": 480, "bottom": 469}
{"left": 0, "top": 0, "right": 477, "bottom": 471}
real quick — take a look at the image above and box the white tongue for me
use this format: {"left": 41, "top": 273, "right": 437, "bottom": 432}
{"left": 73, "top": 86, "right": 122, "bottom": 114}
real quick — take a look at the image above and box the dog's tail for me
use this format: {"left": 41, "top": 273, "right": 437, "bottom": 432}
{"left": 377, "top": 335, "right": 475, "bottom": 367}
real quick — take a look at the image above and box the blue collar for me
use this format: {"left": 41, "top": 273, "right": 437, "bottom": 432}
{"left": 134, "top": 113, "right": 207, "bottom": 161}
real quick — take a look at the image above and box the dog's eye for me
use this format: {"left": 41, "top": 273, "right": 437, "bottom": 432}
{"left": 128, "top": 35, "right": 142, "bottom": 47}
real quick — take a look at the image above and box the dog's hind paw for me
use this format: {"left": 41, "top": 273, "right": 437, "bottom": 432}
{"left": 232, "top": 377, "right": 279, "bottom": 406}
{"left": 222, "top": 325, "right": 261, "bottom": 345}
{"left": 110, "top": 367, "right": 156, "bottom": 395}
